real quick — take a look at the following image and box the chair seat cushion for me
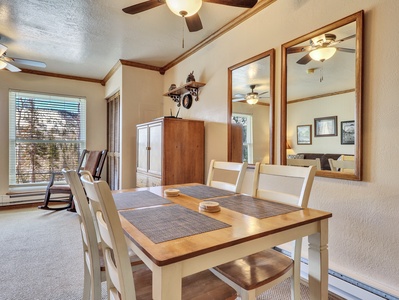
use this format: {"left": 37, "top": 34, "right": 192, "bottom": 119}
{"left": 213, "top": 249, "right": 293, "bottom": 290}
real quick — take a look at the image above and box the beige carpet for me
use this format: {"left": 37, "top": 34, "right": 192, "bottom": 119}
{"left": 0, "top": 206, "right": 344, "bottom": 300}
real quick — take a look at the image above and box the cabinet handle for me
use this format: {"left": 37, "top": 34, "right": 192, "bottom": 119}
{"left": 146, "top": 146, "right": 151, "bottom": 150}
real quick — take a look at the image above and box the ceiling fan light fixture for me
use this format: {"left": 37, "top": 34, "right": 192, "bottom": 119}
{"left": 309, "top": 47, "right": 337, "bottom": 62}
{"left": 0, "top": 60, "right": 7, "bottom": 70}
{"left": 246, "top": 93, "right": 259, "bottom": 105}
{"left": 166, "top": 0, "right": 202, "bottom": 17}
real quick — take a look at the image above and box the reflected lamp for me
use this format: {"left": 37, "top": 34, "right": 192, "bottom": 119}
{"left": 309, "top": 47, "right": 337, "bottom": 62}
{"left": 166, "top": 0, "right": 202, "bottom": 17}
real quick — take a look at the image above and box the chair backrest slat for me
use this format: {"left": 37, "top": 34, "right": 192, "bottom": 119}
{"left": 252, "top": 163, "right": 316, "bottom": 208}
{"left": 206, "top": 159, "right": 247, "bottom": 193}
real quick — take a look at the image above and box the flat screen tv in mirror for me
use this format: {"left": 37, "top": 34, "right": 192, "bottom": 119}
{"left": 228, "top": 49, "right": 275, "bottom": 166}
{"left": 281, "top": 11, "right": 363, "bottom": 180}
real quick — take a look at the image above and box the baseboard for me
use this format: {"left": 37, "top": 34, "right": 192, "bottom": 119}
{"left": 276, "top": 248, "right": 399, "bottom": 300}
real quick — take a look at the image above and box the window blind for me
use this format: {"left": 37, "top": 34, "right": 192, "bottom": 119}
{"left": 9, "top": 90, "right": 86, "bottom": 186}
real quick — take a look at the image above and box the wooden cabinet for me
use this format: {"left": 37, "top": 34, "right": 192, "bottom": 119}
{"left": 136, "top": 118, "right": 205, "bottom": 187}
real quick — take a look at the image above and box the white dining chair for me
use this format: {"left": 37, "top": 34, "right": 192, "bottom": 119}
{"left": 206, "top": 160, "right": 248, "bottom": 193}
{"left": 211, "top": 163, "right": 317, "bottom": 300}
{"left": 328, "top": 157, "right": 355, "bottom": 173}
{"left": 63, "top": 169, "right": 103, "bottom": 300}
{"left": 287, "top": 157, "right": 322, "bottom": 170}
{"left": 80, "top": 175, "right": 237, "bottom": 300}
{"left": 63, "top": 169, "right": 143, "bottom": 300}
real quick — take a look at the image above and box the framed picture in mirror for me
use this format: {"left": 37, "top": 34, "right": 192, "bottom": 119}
{"left": 314, "top": 116, "right": 337, "bottom": 137}
{"left": 341, "top": 120, "right": 355, "bottom": 144}
{"left": 297, "top": 125, "right": 312, "bottom": 145}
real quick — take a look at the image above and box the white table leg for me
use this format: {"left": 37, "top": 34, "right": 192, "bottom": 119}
{"left": 152, "top": 263, "right": 182, "bottom": 300}
{"left": 308, "top": 219, "right": 329, "bottom": 300}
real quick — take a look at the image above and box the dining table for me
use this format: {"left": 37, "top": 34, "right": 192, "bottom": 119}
{"left": 113, "top": 183, "right": 332, "bottom": 300}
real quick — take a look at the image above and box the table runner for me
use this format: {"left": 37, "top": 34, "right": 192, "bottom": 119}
{"left": 120, "top": 204, "right": 231, "bottom": 244}
{"left": 178, "top": 185, "right": 235, "bottom": 200}
{"left": 113, "top": 190, "right": 171, "bottom": 210}
{"left": 215, "top": 194, "right": 302, "bottom": 219}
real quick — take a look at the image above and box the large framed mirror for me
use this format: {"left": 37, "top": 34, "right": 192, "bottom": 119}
{"left": 281, "top": 11, "right": 363, "bottom": 180}
{"left": 228, "top": 49, "right": 275, "bottom": 166}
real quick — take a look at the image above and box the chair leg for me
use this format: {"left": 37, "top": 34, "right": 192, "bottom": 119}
{"left": 240, "top": 288, "right": 256, "bottom": 300}
{"left": 67, "top": 194, "right": 76, "bottom": 212}
{"left": 38, "top": 188, "right": 52, "bottom": 210}
{"left": 38, "top": 191, "right": 74, "bottom": 211}
{"left": 83, "top": 263, "right": 91, "bottom": 300}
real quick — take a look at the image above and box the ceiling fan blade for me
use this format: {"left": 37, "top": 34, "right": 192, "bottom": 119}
{"left": 122, "top": 0, "right": 165, "bottom": 14}
{"left": 336, "top": 47, "right": 355, "bottom": 53}
{"left": 186, "top": 14, "right": 203, "bottom": 32}
{"left": 7, "top": 57, "right": 46, "bottom": 68}
{"left": 287, "top": 45, "right": 312, "bottom": 54}
{"left": 258, "top": 91, "right": 268, "bottom": 96}
{"left": 203, "top": 0, "right": 257, "bottom": 8}
{"left": 296, "top": 53, "right": 312, "bottom": 65}
{"left": 331, "top": 34, "right": 356, "bottom": 45}
{"left": 4, "top": 62, "right": 21, "bottom": 72}
{"left": 0, "top": 43, "right": 7, "bottom": 56}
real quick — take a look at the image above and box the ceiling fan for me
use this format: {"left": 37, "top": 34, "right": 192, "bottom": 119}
{"left": 122, "top": 0, "right": 258, "bottom": 32}
{"left": 288, "top": 33, "right": 356, "bottom": 65}
{"left": 233, "top": 84, "right": 268, "bottom": 105}
{"left": 0, "top": 43, "right": 46, "bottom": 72}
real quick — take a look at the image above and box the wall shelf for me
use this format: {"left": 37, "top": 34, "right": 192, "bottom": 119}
{"left": 163, "top": 81, "right": 206, "bottom": 106}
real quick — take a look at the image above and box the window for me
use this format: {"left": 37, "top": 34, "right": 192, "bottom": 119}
{"left": 9, "top": 90, "right": 86, "bottom": 186}
{"left": 232, "top": 113, "right": 253, "bottom": 163}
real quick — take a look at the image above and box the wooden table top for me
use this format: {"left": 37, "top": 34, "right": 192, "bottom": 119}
{"left": 117, "top": 184, "right": 332, "bottom": 267}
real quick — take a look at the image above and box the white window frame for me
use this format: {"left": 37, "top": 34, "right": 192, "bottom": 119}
{"left": 9, "top": 90, "right": 86, "bottom": 188}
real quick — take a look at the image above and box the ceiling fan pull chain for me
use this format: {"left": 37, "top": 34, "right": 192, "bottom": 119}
{"left": 182, "top": 16, "right": 185, "bottom": 49}
{"left": 320, "top": 67, "right": 324, "bottom": 82}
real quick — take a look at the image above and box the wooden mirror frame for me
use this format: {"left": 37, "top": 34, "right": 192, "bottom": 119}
{"left": 281, "top": 11, "right": 363, "bottom": 180}
{"left": 228, "top": 49, "right": 275, "bottom": 166}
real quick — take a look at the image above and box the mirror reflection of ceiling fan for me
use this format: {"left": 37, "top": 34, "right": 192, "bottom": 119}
{"left": 233, "top": 84, "right": 268, "bottom": 105}
{"left": 0, "top": 43, "right": 46, "bottom": 72}
{"left": 288, "top": 33, "right": 356, "bottom": 65}
{"left": 122, "top": 0, "right": 258, "bottom": 32}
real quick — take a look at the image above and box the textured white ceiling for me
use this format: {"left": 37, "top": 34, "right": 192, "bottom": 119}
{"left": 0, "top": 0, "right": 250, "bottom": 79}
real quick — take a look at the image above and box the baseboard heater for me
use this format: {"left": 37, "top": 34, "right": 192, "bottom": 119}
{"left": 275, "top": 247, "right": 399, "bottom": 300}
{"left": 1, "top": 192, "right": 69, "bottom": 205}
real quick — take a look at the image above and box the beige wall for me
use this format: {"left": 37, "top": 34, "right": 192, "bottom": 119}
{"left": 163, "top": 0, "right": 399, "bottom": 296}
{"left": 105, "top": 65, "right": 164, "bottom": 189}
{"left": 0, "top": 72, "right": 106, "bottom": 195}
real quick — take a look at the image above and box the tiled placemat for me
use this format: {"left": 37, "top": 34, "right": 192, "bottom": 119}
{"left": 178, "top": 185, "right": 235, "bottom": 200}
{"left": 120, "top": 205, "right": 231, "bottom": 244}
{"left": 215, "top": 194, "right": 302, "bottom": 219}
{"left": 113, "top": 190, "right": 171, "bottom": 210}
